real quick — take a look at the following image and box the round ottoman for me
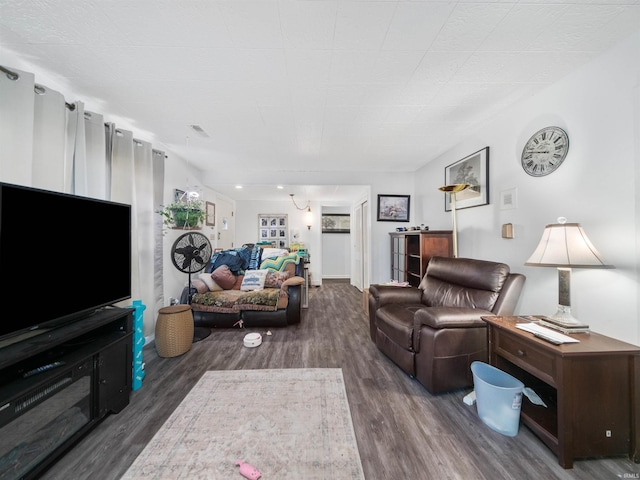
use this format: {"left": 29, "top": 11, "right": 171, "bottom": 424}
{"left": 155, "top": 305, "right": 194, "bottom": 358}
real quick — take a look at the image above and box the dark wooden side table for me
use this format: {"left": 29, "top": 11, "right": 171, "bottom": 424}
{"left": 481, "top": 316, "right": 640, "bottom": 469}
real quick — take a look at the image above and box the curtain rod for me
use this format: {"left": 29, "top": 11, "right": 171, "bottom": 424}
{"left": 0, "top": 65, "right": 19, "bottom": 81}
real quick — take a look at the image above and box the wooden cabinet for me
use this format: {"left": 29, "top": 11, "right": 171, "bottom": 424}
{"left": 482, "top": 316, "right": 640, "bottom": 469}
{"left": 389, "top": 231, "right": 453, "bottom": 286}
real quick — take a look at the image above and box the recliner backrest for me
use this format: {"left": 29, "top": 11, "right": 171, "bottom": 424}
{"left": 419, "top": 257, "right": 510, "bottom": 311}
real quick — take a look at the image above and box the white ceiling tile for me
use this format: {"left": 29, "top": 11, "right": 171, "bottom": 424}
{"left": 279, "top": 1, "right": 337, "bottom": 50}
{"left": 285, "top": 49, "right": 332, "bottom": 82}
{"left": 97, "top": 1, "right": 234, "bottom": 47}
{"left": 218, "top": 1, "right": 283, "bottom": 49}
{"left": 333, "top": 2, "right": 397, "bottom": 50}
{"left": 411, "top": 51, "right": 474, "bottom": 84}
{"left": 382, "top": 2, "right": 455, "bottom": 51}
{"left": 430, "top": 3, "right": 513, "bottom": 52}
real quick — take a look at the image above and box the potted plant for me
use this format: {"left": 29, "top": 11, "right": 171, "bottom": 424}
{"left": 157, "top": 200, "right": 205, "bottom": 229}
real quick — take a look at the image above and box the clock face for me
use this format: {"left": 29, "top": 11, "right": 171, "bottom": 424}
{"left": 521, "top": 126, "right": 569, "bottom": 177}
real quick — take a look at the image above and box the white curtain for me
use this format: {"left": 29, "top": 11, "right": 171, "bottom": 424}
{"left": 133, "top": 138, "right": 159, "bottom": 334}
{"left": 0, "top": 67, "right": 35, "bottom": 184}
{"left": 152, "top": 150, "right": 165, "bottom": 321}
{"left": 84, "top": 111, "right": 107, "bottom": 200}
{"left": 0, "top": 63, "right": 167, "bottom": 338}
{"left": 32, "top": 84, "right": 67, "bottom": 191}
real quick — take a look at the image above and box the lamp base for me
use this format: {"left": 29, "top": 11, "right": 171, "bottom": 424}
{"left": 546, "top": 305, "right": 589, "bottom": 328}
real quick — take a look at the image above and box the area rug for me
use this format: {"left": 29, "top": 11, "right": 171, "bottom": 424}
{"left": 122, "top": 368, "right": 365, "bottom": 479}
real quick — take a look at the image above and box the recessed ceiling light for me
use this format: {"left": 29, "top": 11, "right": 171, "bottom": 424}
{"left": 277, "top": 185, "right": 284, "bottom": 189}
{"left": 235, "top": 185, "right": 243, "bottom": 189}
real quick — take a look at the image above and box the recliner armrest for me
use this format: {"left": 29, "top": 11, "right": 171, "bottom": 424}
{"left": 368, "top": 285, "right": 423, "bottom": 342}
{"left": 414, "top": 307, "right": 492, "bottom": 329}
{"left": 368, "top": 284, "right": 422, "bottom": 307}
{"left": 412, "top": 307, "right": 492, "bottom": 352}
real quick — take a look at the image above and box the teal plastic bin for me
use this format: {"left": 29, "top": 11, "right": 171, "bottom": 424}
{"left": 471, "top": 361, "right": 524, "bottom": 436}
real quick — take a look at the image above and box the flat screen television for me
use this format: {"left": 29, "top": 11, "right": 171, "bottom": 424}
{"left": 0, "top": 182, "right": 131, "bottom": 342}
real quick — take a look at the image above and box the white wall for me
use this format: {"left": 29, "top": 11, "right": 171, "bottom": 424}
{"left": 322, "top": 206, "right": 351, "bottom": 279}
{"left": 412, "top": 32, "right": 640, "bottom": 344}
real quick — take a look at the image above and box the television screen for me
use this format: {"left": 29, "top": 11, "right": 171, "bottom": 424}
{"left": 0, "top": 182, "right": 131, "bottom": 341}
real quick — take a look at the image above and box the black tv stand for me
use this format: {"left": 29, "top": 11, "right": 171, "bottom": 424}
{"left": 0, "top": 307, "right": 133, "bottom": 479}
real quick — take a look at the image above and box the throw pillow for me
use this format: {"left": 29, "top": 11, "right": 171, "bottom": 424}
{"left": 240, "top": 270, "right": 268, "bottom": 291}
{"left": 282, "top": 276, "right": 305, "bottom": 287}
{"left": 198, "top": 273, "right": 223, "bottom": 292}
{"left": 264, "top": 270, "right": 291, "bottom": 288}
{"left": 191, "top": 278, "right": 209, "bottom": 294}
{"left": 211, "top": 265, "right": 237, "bottom": 290}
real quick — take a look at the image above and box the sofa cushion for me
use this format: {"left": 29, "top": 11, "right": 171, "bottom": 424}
{"left": 376, "top": 303, "right": 424, "bottom": 351}
{"left": 211, "top": 265, "right": 237, "bottom": 290}
{"left": 235, "top": 288, "right": 281, "bottom": 311}
{"left": 191, "top": 288, "right": 283, "bottom": 313}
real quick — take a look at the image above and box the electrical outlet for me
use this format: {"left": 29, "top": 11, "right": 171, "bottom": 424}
{"left": 606, "top": 430, "right": 612, "bottom": 438}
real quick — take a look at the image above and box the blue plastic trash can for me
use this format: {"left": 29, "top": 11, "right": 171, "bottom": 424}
{"left": 471, "top": 361, "right": 524, "bottom": 436}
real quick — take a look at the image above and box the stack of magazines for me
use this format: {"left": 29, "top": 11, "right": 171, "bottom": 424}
{"left": 536, "top": 315, "right": 590, "bottom": 334}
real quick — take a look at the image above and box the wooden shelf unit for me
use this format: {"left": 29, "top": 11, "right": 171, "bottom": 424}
{"left": 389, "top": 231, "right": 453, "bottom": 286}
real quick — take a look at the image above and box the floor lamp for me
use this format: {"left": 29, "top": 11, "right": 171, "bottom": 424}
{"left": 438, "top": 184, "right": 470, "bottom": 257}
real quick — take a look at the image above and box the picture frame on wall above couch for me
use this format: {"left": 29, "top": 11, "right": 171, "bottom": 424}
{"left": 444, "top": 147, "right": 489, "bottom": 211}
{"left": 377, "top": 194, "right": 410, "bottom": 222}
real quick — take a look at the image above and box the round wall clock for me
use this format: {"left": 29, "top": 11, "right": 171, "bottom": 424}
{"left": 521, "top": 126, "right": 569, "bottom": 177}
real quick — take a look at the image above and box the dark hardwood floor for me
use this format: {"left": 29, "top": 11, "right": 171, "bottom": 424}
{"left": 43, "top": 280, "right": 639, "bottom": 479}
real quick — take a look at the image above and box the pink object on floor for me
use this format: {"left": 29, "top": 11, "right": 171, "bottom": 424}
{"left": 236, "top": 460, "right": 262, "bottom": 479}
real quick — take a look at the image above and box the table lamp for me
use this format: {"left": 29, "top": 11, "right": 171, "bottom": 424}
{"left": 525, "top": 217, "right": 613, "bottom": 326}
{"left": 438, "top": 184, "right": 470, "bottom": 257}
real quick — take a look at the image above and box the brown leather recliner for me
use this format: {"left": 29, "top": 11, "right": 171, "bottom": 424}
{"left": 368, "top": 256, "right": 525, "bottom": 394}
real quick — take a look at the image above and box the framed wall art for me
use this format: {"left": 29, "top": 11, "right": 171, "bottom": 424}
{"left": 322, "top": 214, "right": 350, "bottom": 233}
{"left": 377, "top": 195, "right": 410, "bottom": 222}
{"left": 258, "top": 214, "right": 288, "bottom": 248}
{"left": 205, "top": 201, "right": 216, "bottom": 226}
{"left": 444, "top": 147, "right": 489, "bottom": 211}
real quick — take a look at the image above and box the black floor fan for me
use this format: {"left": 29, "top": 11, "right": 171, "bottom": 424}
{"left": 170, "top": 232, "right": 213, "bottom": 342}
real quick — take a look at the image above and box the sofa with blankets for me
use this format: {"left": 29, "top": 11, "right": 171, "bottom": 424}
{"left": 180, "top": 244, "right": 305, "bottom": 328}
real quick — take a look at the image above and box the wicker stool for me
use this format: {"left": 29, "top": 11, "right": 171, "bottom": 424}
{"left": 155, "top": 305, "right": 194, "bottom": 358}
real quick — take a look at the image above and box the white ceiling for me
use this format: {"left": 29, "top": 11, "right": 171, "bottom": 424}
{"left": 1, "top": 0, "right": 639, "bottom": 202}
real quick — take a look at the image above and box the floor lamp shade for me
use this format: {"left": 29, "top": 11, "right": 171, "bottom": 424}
{"left": 438, "top": 184, "right": 470, "bottom": 257}
{"left": 525, "top": 218, "right": 613, "bottom": 326}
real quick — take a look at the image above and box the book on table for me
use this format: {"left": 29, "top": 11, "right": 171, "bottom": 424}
{"left": 519, "top": 315, "right": 590, "bottom": 334}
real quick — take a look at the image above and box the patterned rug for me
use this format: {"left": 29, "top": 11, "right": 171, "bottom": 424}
{"left": 122, "top": 368, "right": 365, "bottom": 479}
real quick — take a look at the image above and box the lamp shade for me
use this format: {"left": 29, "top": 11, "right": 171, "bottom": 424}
{"left": 525, "top": 220, "right": 612, "bottom": 268}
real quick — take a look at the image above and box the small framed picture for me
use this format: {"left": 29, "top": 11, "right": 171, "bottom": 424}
{"left": 377, "top": 195, "right": 410, "bottom": 222}
{"left": 322, "top": 214, "right": 350, "bottom": 233}
{"left": 205, "top": 201, "right": 216, "bottom": 226}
